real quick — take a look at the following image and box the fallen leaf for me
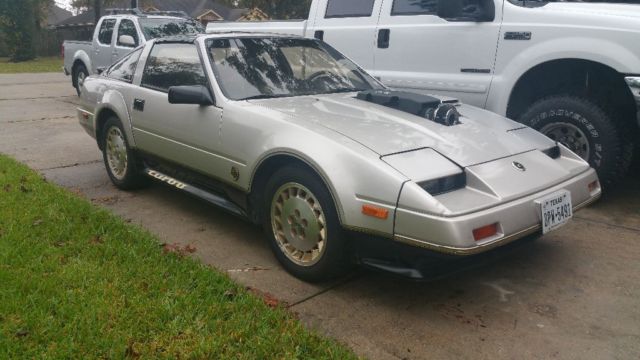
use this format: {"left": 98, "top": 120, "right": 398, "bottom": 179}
{"left": 223, "top": 289, "right": 237, "bottom": 299}
{"left": 184, "top": 244, "right": 197, "bottom": 254}
{"left": 246, "top": 287, "right": 286, "bottom": 308}
{"left": 15, "top": 329, "right": 29, "bottom": 337}
{"left": 32, "top": 219, "right": 43, "bottom": 226}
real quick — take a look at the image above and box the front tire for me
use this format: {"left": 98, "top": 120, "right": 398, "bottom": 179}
{"left": 100, "top": 117, "right": 149, "bottom": 190}
{"left": 263, "top": 165, "right": 351, "bottom": 282}
{"left": 73, "top": 64, "right": 89, "bottom": 97}
{"left": 519, "top": 95, "right": 633, "bottom": 186}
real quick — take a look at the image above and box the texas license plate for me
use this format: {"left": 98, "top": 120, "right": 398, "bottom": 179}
{"left": 539, "top": 190, "right": 573, "bottom": 234}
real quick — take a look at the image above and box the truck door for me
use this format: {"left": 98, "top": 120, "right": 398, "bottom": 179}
{"left": 94, "top": 18, "right": 117, "bottom": 71}
{"left": 373, "top": 0, "right": 502, "bottom": 107}
{"left": 113, "top": 18, "right": 140, "bottom": 63}
{"left": 308, "top": 0, "right": 383, "bottom": 70}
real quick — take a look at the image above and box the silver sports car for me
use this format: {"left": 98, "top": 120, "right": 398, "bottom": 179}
{"left": 77, "top": 33, "right": 601, "bottom": 281}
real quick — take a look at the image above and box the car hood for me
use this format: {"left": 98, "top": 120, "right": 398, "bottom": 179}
{"left": 252, "top": 93, "right": 554, "bottom": 167}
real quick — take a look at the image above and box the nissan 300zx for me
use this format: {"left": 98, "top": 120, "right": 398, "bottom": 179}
{"left": 76, "top": 33, "right": 601, "bottom": 281}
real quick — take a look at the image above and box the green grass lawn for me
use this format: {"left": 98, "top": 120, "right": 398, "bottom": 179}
{"left": 0, "top": 155, "right": 356, "bottom": 359}
{"left": 0, "top": 57, "right": 63, "bottom": 74}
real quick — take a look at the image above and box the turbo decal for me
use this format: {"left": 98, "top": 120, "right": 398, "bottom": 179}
{"left": 147, "top": 170, "right": 187, "bottom": 190}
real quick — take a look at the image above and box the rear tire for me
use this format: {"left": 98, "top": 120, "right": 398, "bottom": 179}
{"left": 100, "top": 117, "right": 149, "bottom": 190}
{"left": 518, "top": 95, "right": 633, "bottom": 186}
{"left": 263, "top": 164, "right": 351, "bottom": 282}
{"left": 73, "top": 63, "right": 88, "bottom": 97}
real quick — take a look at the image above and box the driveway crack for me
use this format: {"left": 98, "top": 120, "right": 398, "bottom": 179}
{"left": 38, "top": 159, "right": 101, "bottom": 171}
{"left": 287, "top": 272, "right": 363, "bottom": 308}
{"left": 574, "top": 216, "right": 640, "bottom": 233}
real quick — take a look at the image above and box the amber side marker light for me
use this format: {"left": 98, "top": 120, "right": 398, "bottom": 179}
{"left": 362, "top": 205, "right": 389, "bottom": 220}
{"left": 588, "top": 180, "right": 600, "bottom": 193}
{"left": 473, "top": 223, "right": 499, "bottom": 242}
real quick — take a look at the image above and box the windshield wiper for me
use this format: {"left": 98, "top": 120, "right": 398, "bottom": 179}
{"left": 323, "top": 87, "right": 364, "bottom": 94}
{"left": 239, "top": 94, "right": 293, "bottom": 101}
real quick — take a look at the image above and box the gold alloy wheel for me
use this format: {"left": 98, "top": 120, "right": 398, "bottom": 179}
{"left": 270, "top": 182, "right": 327, "bottom": 267}
{"left": 105, "top": 126, "right": 128, "bottom": 181}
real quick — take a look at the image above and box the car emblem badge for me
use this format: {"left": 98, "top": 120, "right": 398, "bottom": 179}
{"left": 512, "top": 161, "right": 526, "bottom": 172}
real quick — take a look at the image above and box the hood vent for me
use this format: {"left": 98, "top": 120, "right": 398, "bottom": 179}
{"left": 356, "top": 90, "right": 461, "bottom": 126}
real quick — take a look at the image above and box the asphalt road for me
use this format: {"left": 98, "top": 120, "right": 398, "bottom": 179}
{"left": 1, "top": 73, "right": 639, "bottom": 359}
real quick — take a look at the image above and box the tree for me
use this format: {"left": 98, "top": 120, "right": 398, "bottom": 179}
{"left": 0, "top": 0, "right": 51, "bottom": 62}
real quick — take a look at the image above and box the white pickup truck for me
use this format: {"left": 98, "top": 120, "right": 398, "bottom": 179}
{"left": 63, "top": 10, "right": 203, "bottom": 96}
{"left": 207, "top": 0, "right": 640, "bottom": 185}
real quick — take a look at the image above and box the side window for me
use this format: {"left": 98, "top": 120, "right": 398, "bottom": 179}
{"left": 325, "top": 0, "right": 376, "bottom": 18}
{"left": 392, "top": 0, "right": 437, "bottom": 15}
{"left": 141, "top": 43, "right": 208, "bottom": 92}
{"left": 117, "top": 19, "right": 139, "bottom": 47}
{"left": 107, "top": 48, "right": 142, "bottom": 82}
{"left": 391, "top": 0, "right": 485, "bottom": 17}
{"left": 98, "top": 19, "right": 116, "bottom": 45}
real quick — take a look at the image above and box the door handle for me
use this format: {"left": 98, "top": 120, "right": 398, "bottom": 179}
{"left": 314, "top": 30, "right": 324, "bottom": 41}
{"left": 133, "top": 98, "right": 145, "bottom": 112}
{"left": 377, "top": 29, "right": 390, "bottom": 49}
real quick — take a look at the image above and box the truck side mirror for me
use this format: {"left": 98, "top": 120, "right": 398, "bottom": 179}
{"left": 118, "top": 35, "right": 136, "bottom": 47}
{"left": 437, "top": 0, "right": 495, "bottom": 22}
{"left": 168, "top": 85, "right": 215, "bottom": 106}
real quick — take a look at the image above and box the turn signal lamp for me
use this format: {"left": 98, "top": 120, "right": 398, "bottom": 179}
{"left": 473, "top": 223, "right": 498, "bottom": 242}
{"left": 362, "top": 205, "right": 389, "bottom": 220}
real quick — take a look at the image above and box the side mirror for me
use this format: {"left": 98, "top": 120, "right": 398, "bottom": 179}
{"left": 437, "top": 0, "right": 495, "bottom": 22}
{"left": 96, "top": 66, "right": 106, "bottom": 75}
{"left": 118, "top": 35, "right": 136, "bottom": 47}
{"left": 168, "top": 85, "right": 215, "bottom": 106}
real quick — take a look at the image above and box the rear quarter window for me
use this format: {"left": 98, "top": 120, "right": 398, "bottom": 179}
{"left": 98, "top": 19, "right": 117, "bottom": 45}
{"left": 325, "top": 0, "right": 376, "bottom": 18}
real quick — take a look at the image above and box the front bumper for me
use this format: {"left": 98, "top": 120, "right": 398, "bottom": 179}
{"left": 393, "top": 168, "right": 601, "bottom": 256}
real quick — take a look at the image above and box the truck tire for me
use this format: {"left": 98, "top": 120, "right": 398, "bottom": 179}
{"left": 519, "top": 95, "right": 633, "bottom": 186}
{"left": 100, "top": 117, "right": 149, "bottom": 190}
{"left": 263, "top": 164, "right": 351, "bottom": 282}
{"left": 73, "top": 63, "right": 88, "bottom": 97}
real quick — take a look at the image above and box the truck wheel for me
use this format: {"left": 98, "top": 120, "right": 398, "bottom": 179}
{"left": 73, "top": 64, "right": 88, "bottom": 96}
{"left": 519, "top": 95, "right": 633, "bottom": 186}
{"left": 264, "top": 165, "right": 351, "bottom": 282}
{"left": 100, "top": 117, "right": 149, "bottom": 190}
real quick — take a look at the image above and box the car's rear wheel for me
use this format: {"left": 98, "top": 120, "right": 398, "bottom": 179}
{"left": 73, "top": 63, "right": 88, "bottom": 97}
{"left": 264, "top": 165, "right": 350, "bottom": 282}
{"left": 518, "top": 95, "right": 633, "bottom": 186}
{"left": 100, "top": 117, "right": 149, "bottom": 190}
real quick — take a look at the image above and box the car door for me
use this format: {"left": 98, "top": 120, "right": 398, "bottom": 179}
{"left": 112, "top": 18, "right": 140, "bottom": 64}
{"left": 373, "top": 0, "right": 502, "bottom": 107}
{"left": 94, "top": 17, "right": 117, "bottom": 70}
{"left": 308, "top": 0, "right": 383, "bottom": 70}
{"left": 130, "top": 42, "right": 226, "bottom": 179}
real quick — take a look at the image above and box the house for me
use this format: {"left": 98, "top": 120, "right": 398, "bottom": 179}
{"left": 46, "top": 3, "right": 73, "bottom": 28}
{"left": 55, "top": 0, "right": 269, "bottom": 34}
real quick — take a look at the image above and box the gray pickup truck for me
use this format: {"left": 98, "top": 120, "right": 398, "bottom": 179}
{"left": 63, "top": 9, "right": 202, "bottom": 96}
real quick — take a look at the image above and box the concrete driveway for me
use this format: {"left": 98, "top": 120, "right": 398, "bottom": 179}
{"left": 1, "top": 73, "right": 639, "bottom": 359}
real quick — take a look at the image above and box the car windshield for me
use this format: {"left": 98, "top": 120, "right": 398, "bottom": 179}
{"left": 138, "top": 18, "right": 203, "bottom": 40}
{"left": 206, "top": 37, "right": 384, "bottom": 101}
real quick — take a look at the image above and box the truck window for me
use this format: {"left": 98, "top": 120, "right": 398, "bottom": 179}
{"left": 98, "top": 19, "right": 117, "bottom": 45}
{"left": 107, "top": 48, "right": 142, "bottom": 83}
{"left": 138, "top": 18, "right": 203, "bottom": 40}
{"left": 391, "top": 0, "right": 485, "bottom": 17}
{"left": 325, "top": 0, "right": 376, "bottom": 18}
{"left": 141, "top": 43, "right": 208, "bottom": 93}
{"left": 117, "top": 19, "right": 139, "bottom": 47}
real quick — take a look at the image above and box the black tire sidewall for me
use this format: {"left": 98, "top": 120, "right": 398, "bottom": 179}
{"left": 263, "top": 165, "right": 349, "bottom": 282}
{"left": 519, "top": 96, "right": 624, "bottom": 185}
{"left": 74, "top": 64, "right": 88, "bottom": 96}
{"left": 101, "top": 117, "right": 146, "bottom": 190}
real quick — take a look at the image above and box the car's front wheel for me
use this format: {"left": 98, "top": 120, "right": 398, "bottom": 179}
{"left": 100, "top": 117, "right": 149, "bottom": 190}
{"left": 264, "top": 165, "right": 351, "bottom": 282}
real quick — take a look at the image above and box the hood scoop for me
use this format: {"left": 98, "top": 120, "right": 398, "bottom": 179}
{"left": 356, "top": 89, "right": 461, "bottom": 126}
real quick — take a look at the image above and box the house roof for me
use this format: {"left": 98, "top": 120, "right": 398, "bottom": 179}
{"left": 55, "top": 0, "right": 250, "bottom": 27}
{"left": 47, "top": 4, "right": 73, "bottom": 27}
